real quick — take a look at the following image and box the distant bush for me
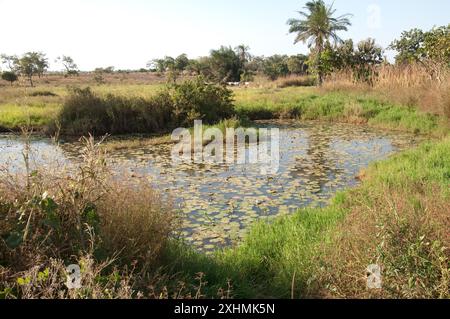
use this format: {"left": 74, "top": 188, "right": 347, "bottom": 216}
{"left": 276, "top": 76, "right": 316, "bottom": 88}
{"left": 56, "top": 77, "right": 235, "bottom": 136}
{"left": 1, "top": 71, "right": 18, "bottom": 86}
{"left": 28, "top": 90, "right": 58, "bottom": 97}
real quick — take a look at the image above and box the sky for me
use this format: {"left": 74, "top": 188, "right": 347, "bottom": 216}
{"left": 1, "top": 0, "right": 449, "bottom": 71}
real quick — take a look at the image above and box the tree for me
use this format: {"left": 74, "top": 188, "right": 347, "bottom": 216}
{"left": 389, "top": 28, "right": 426, "bottom": 64}
{"left": 423, "top": 25, "right": 450, "bottom": 66}
{"left": 208, "top": 46, "right": 242, "bottom": 83}
{"left": 287, "top": 0, "right": 352, "bottom": 85}
{"left": 1, "top": 54, "right": 19, "bottom": 72}
{"left": 287, "top": 54, "right": 308, "bottom": 75}
{"left": 390, "top": 25, "right": 449, "bottom": 81}
{"left": 163, "top": 56, "right": 176, "bottom": 71}
{"left": 263, "top": 55, "right": 289, "bottom": 80}
{"left": 25, "top": 52, "right": 48, "bottom": 78}
{"left": 353, "top": 38, "right": 384, "bottom": 85}
{"left": 320, "top": 38, "right": 383, "bottom": 85}
{"left": 246, "top": 56, "right": 265, "bottom": 74}
{"left": 56, "top": 55, "right": 79, "bottom": 77}
{"left": 15, "top": 52, "right": 48, "bottom": 87}
{"left": 332, "top": 39, "right": 355, "bottom": 70}
{"left": 235, "top": 44, "right": 251, "bottom": 65}
{"left": 186, "top": 57, "right": 211, "bottom": 76}
{"left": 148, "top": 59, "right": 166, "bottom": 73}
{"left": 235, "top": 45, "right": 254, "bottom": 81}
{"left": 174, "top": 54, "right": 189, "bottom": 71}
{"left": 1, "top": 71, "right": 18, "bottom": 86}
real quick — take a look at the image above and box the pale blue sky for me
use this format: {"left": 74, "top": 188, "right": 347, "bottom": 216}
{"left": 1, "top": 0, "right": 449, "bottom": 70}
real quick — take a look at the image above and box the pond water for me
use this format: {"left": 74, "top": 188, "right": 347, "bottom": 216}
{"left": 0, "top": 121, "right": 422, "bottom": 253}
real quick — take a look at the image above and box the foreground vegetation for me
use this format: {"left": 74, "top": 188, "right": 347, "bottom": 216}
{"left": 0, "top": 136, "right": 181, "bottom": 298}
{"left": 1, "top": 133, "right": 448, "bottom": 299}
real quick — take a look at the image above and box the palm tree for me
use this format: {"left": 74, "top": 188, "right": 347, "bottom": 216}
{"left": 235, "top": 45, "right": 251, "bottom": 63}
{"left": 287, "top": 0, "right": 352, "bottom": 85}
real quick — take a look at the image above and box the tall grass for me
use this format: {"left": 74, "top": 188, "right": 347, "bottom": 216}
{"left": 0, "top": 103, "right": 60, "bottom": 131}
{"left": 56, "top": 87, "right": 173, "bottom": 136}
{"left": 0, "top": 135, "right": 180, "bottom": 298}
{"left": 321, "top": 138, "right": 450, "bottom": 298}
{"left": 323, "top": 64, "right": 450, "bottom": 119}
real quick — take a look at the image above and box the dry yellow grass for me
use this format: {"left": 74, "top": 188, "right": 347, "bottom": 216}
{"left": 0, "top": 135, "right": 179, "bottom": 298}
{"left": 0, "top": 72, "right": 167, "bottom": 88}
{"left": 323, "top": 64, "right": 450, "bottom": 119}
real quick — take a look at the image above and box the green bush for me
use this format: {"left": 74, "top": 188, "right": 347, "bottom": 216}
{"left": 1, "top": 71, "right": 18, "bottom": 86}
{"left": 169, "top": 77, "right": 235, "bottom": 127}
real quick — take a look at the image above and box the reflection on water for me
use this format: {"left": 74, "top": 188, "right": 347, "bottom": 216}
{"left": 0, "top": 121, "right": 421, "bottom": 252}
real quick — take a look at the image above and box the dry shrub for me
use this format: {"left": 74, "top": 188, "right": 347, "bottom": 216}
{"left": 98, "top": 178, "right": 177, "bottom": 268}
{"left": 0, "top": 134, "right": 178, "bottom": 298}
{"left": 0, "top": 256, "right": 135, "bottom": 299}
{"left": 321, "top": 186, "right": 449, "bottom": 299}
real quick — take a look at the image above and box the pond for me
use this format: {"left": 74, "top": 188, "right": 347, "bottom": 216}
{"left": 0, "top": 121, "right": 422, "bottom": 253}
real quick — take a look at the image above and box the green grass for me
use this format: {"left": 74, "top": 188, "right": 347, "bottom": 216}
{"left": 0, "top": 103, "right": 60, "bottom": 130}
{"left": 0, "top": 84, "right": 164, "bottom": 131}
{"left": 162, "top": 202, "right": 347, "bottom": 298}
{"left": 163, "top": 137, "right": 450, "bottom": 298}
{"left": 234, "top": 88, "right": 448, "bottom": 136}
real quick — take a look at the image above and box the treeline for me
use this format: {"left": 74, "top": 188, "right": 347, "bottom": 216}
{"left": 317, "top": 25, "right": 450, "bottom": 85}
{"left": 1, "top": 25, "right": 448, "bottom": 87}
{"left": 147, "top": 46, "right": 309, "bottom": 83}
{"left": 0, "top": 53, "right": 79, "bottom": 87}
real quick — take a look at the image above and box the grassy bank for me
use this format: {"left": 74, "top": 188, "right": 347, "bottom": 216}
{"left": 0, "top": 84, "right": 162, "bottom": 132}
{"left": 1, "top": 82, "right": 448, "bottom": 138}
{"left": 165, "top": 136, "right": 449, "bottom": 299}
{"left": 234, "top": 88, "right": 448, "bottom": 137}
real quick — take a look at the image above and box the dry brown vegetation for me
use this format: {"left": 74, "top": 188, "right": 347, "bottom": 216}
{"left": 323, "top": 187, "right": 449, "bottom": 298}
{"left": 318, "top": 137, "right": 450, "bottom": 299}
{"left": 323, "top": 64, "right": 450, "bottom": 119}
{"left": 0, "top": 135, "right": 181, "bottom": 298}
{"left": 0, "top": 72, "right": 167, "bottom": 88}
